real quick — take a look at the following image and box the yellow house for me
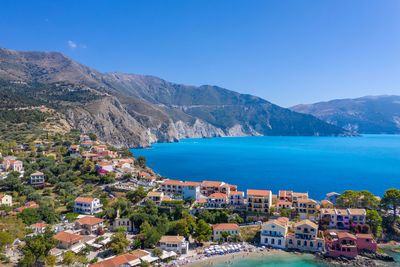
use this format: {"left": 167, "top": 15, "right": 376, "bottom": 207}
{"left": 247, "top": 189, "right": 272, "bottom": 213}
{"left": 296, "top": 198, "right": 318, "bottom": 221}
{"left": 320, "top": 200, "right": 334, "bottom": 209}
{"left": 287, "top": 219, "right": 324, "bottom": 252}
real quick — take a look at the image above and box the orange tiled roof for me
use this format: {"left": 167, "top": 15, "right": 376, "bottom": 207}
{"left": 208, "top": 193, "right": 227, "bottom": 199}
{"left": 160, "top": 235, "right": 185, "bottom": 243}
{"left": 30, "top": 222, "right": 48, "bottom": 228}
{"left": 129, "top": 249, "right": 150, "bottom": 258}
{"left": 90, "top": 253, "right": 139, "bottom": 267}
{"left": 212, "top": 223, "right": 240, "bottom": 231}
{"left": 139, "top": 172, "right": 150, "bottom": 176}
{"left": 198, "top": 199, "right": 207, "bottom": 203}
{"left": 338, "top": 232, "right": 357, "bottom": 240}
{"left": 279, "top": 190, "right": 293, "bottom": 197}
{"left": 229, "top": 191, "right": 244, "bottom": 195}
{"left": 77, "top": 216, "right": 104, "bottom": 225}
{"left": 31, "top": 172, "right": 44, "bottom": 176}
{"left": 75, "top": 197, "right": 95, "bottom": 203}
{"left": 356, "top": 233, "right": 374, "bottom": 239}
{"left": 53, "top": 231, "right": 84, "bottom": 244}
{"left": 97, "top": 162, "right": 111, "bottom": 166}
{"left": 277, "top": 201, "right": 292, "bottom": 205}
{"left": 202, "top": 181, "right": 223, "bottom": 187}
{"left": 247, "top": 189, "right": 271, "bottom": 197}
{"left": 162, "top": 180, "right": 184, "bottom": 186}
{"left": 183, "top": 181, "right": 201, "bottom": 186}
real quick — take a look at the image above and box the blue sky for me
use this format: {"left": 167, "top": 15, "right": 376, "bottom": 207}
{"left": 1, "top": 0, "right": 399, "bottom": 107}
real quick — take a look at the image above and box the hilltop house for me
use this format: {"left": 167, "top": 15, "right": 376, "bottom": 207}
{"left": 73, "top": 197, "right": 103, "bottom": 215}
{"left": 53, "top": 231, "right": 84, "bottom": 249}
{"left": 246, "top": 189, "right": 272, "bottom": 213}
{"left": 30, "top": 222, "right": 48, "bottom": 234}
{"left": 287, "top": 220, "right": 325, "bottom": 252}
{"left": 30, "top": 171, "right": 45, "bottom": 185}
{"left": 0, "top": 194, "right": 12, "bottom": 206}
{"left": 212, "top": 223, "right": 240, "bottom": 241}
{"left": 147, "top": 191, "right": 164, "bottom": 205}
{"left": 75, "top": 216, "right": 104, "bottom": 235}
{"left": 95, "top": 162, "right": 113, "bottom": 173}
{"left": 260, "top": 217, "right": 289, "bottom": 249}
{"left": 159, "top": 235, "right": 189, "bottom": 254}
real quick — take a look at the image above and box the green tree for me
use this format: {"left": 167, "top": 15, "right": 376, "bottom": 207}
{"left": 193, "top": 219, "right": 212, "bottom": 243}
{"left": 61, "top": 251, "right": 76, "bottom": 266}
{"left": 17, "top": 208, "right": 41, "bottom": 225}
{"left": 44, "top": 255, "right": 57, "bottom": 267}
{"left": 110, "top": 231, "right": 129, "bottom": 254}
{"left": 366, "top": 210, "right": 382, "bottom": 237}
{"left": 19, "top": 228, "right": 57, "bottom": 266}
{"left": 0, "top": 231, "right": 13, "bottom": 252}
{"left": 141, "top": 261, "right": 150, "bottom": 267}
{"left": 87, "top": 133, "right": 97, "bottom": 141}
{"left": 140, "top": 221, "right": 162, "bottom": 248}
{"left": 221, "top": 231, "right": 229, "bottom": 242}
{"left": 152, "top": 247, "right": 163, "bottom": 257}
{"left": 135, "top": 156, "right": 146, "bottom": 168}
{"left": 127, "top": 186, "right": 147, "bottom": 204}
{"left": 381, "top": 188, "right": 400, "bottom": 222}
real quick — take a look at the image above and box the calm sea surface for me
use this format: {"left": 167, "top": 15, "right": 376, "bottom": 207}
{"left": 132, "top": 135, "right": 400, "bottom": 200}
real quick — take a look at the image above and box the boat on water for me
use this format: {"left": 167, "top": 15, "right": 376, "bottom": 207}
{"left": 390, "top": 249, "right": 400, "bottom": 253}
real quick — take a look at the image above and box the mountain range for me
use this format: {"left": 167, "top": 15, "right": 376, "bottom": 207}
{"left": 0, "top": 47, "right": 349, "bottom": 147}
{"left": 291, "top": 96, "right": 400, "bottom": 134}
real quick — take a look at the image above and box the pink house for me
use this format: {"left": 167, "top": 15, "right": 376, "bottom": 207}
{"left": 325, "top": 231, "right": 358, "bottom": 258}
{"left": 356, "top": 233, "right": 377, "bottom": 252}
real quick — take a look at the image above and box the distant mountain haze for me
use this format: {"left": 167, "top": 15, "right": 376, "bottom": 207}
{"left": 291, "top": 95, "right": 400, "bottom": 134}
{"left": 0, "top": 47, "right": 349, "bottom": 147}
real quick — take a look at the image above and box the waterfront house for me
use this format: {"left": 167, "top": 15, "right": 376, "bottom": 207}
{"left": 325, "top": 231, "right": 357, "bottom": 258}
{"left": 321, "top": 200, "right": 334, "bottom": 209}
{"left": 320, "top": 208, "right": 366, "bottom": 230}
{"left": 207, "top": 193, "right": 228, "bottom": 208}
{"left": 292, "top": 192, "right": 309, "bottom": 208}
{"left": 75, "top": 216, "right": 104, "bottom": 235}
{"left": 201, "top": 181, "right": 233, "bottom": 196}
{"left": 0, "top": 194, "right": 12, "bottom": 206}
{"left": 53, "top": 231, "right": 84, "bottom": 249}
{"left": 30, "top": 171, "right": 45, "bottom": 185}
{"left": 160, "top": 180, "right": 201, "bottom": 199}
{"left": 277, "top": 201, "right": 292, "bottom": 210}
{"left": 279, "top": 190, "right": 293, "bottom": 202}
{"left": 73, "top": 197, "right": 103, "bottom": 215}
{"left": 228, "top": 191, "right": 245, "bottom": 210}
{"left": 212, "top": 223, "right": 240, "bottom": 241}
{"left": 326, "top": 192, "right": 341, "bottom": 205}
{"left": 287, "top": 220, "right": 325, "bottom": 252}
{"left": 260, "top": 217, "right": 289, "bottom": 248}
{"left": 89, "top": 253, "right": 140, "bottom": 267}
{"left": 159, "top": 235, "right": 189, "bottom": 254}
{"left": 296, "top": 199, "right": 318, "bottom": 221}
{"left": 356, "top": 233, "right": 377, "bottom": 252}
{"left": 247, "top": 189, "right": 272, "bottom": 213}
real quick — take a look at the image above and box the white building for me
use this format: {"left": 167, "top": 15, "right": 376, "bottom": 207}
{"left": 30, "top": 171, "right": 45, "bottom": 185}
{"left": 73, "top": 197, "right": 103, "bottom": 215}
{"left": 30, "top": 222, "right": 48, "bottom": 234}
{"left": 0, "top": 194, "right": 12, "bottom": 206}
{"left": 260, "top": 217, "right": 289, "bottom": 248}
{"left": 229, "top": 191, "right": 245, "bottom": 209}
{"left": 159, "top": 235, "right": 189, "bottom": 254}
{"left": 207, "top": 193, "right": 228, "bottom": 208}
{"left": 160, "top": 180, "right": 201, "bottom": 200}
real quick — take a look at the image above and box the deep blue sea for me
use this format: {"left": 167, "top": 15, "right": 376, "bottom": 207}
{"left": 132, "top": 135, "right": 400, "bottom": 200}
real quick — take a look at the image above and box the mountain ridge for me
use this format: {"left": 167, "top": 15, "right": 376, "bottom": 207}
{"left": 291, "top": 95, "right": 400, "bottom": 134}
{"left": 0, "top": 46, "right": 349, "bottom": 147}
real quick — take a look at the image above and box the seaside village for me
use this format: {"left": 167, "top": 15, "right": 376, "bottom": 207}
{"left": 0, "top": 131, "right": 396, "bottom": 267}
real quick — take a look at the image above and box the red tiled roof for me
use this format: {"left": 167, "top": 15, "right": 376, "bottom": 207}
{"left": 212, "top": 223, "right": 240, "bottom": 231}
{"left": 247, "top": 189, "right": 271, "bottom": 197}
{"left": 356, "top": 233, "right": 374, "bottom": 239}
{"left": 75, "top": 197, "right": 95, "bottom": 203}
{"left": 277, "top": 201, "right": 292, "bottom": 205}
{"left": 90, "top": 254, "right": 139, "bottom": 267}
{"left": 31, "top": 172, "right": 44, "bottom": 176}
{"left": 229, "top": 191, "right": 244, "bottom": 195}
{"left": 97, "top": 162, "right": 111, "bottom": 166}
{"left": 208, "top": 193, "right": 227, "bottom": 199}
{"left": 160, "top": 235, "right": 185, "bottom": 243}
{"left": 139, "top": 172, "right": 150, "bottom": 176}
{"left": 338, "top": 232, "right": 357, "bottom": 240}
{"left": 77, "top": 216, "right": 104, "bottom": 225}
{"left": 53, "top": 231, "right": 84, "bottom": 244}
{"left": 279, "top": 190, "right": 293, "bottom": 197}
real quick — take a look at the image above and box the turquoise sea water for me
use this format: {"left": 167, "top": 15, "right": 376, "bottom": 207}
{"left": 132, "top": 135, "right": 400, "bottom": 200}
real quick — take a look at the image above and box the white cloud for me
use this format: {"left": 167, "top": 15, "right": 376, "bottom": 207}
{"left": 68, "top": 40, "right": 77, "bottom": 49}
{"left": 80, "top": 44, "right": 87, "bottom": 49}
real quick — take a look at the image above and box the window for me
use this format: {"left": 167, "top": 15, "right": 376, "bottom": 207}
{"left": 278, "top": 239, "right": 281, "bottom": 245}
{"left": 310, "top": 242, "right": 313, "bottom": 247}
{"left": 297, "top": 240, "right": 301, "bottom": 246}
{"left": 289, "top": 239, "right": 293, "bottom": 244}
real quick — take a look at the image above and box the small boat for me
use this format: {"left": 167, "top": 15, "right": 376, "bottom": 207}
{"left": 390, "top": 249, "right": 400, "bottom": 253}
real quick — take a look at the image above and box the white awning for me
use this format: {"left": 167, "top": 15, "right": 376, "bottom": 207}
{"left": 71, "top": 243, "right": 85, "bottom": 253}
{"left": 140, "top": 255, "right": 158, "bottom": 263}
{"left": 128, "top": 259, "right": 141, "bottom": 266}
{"left": 159, "top": 250, "right": 177, "bottom": 260}
{"left": 100, "top": 237, "right": 111, "bottom": 245}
